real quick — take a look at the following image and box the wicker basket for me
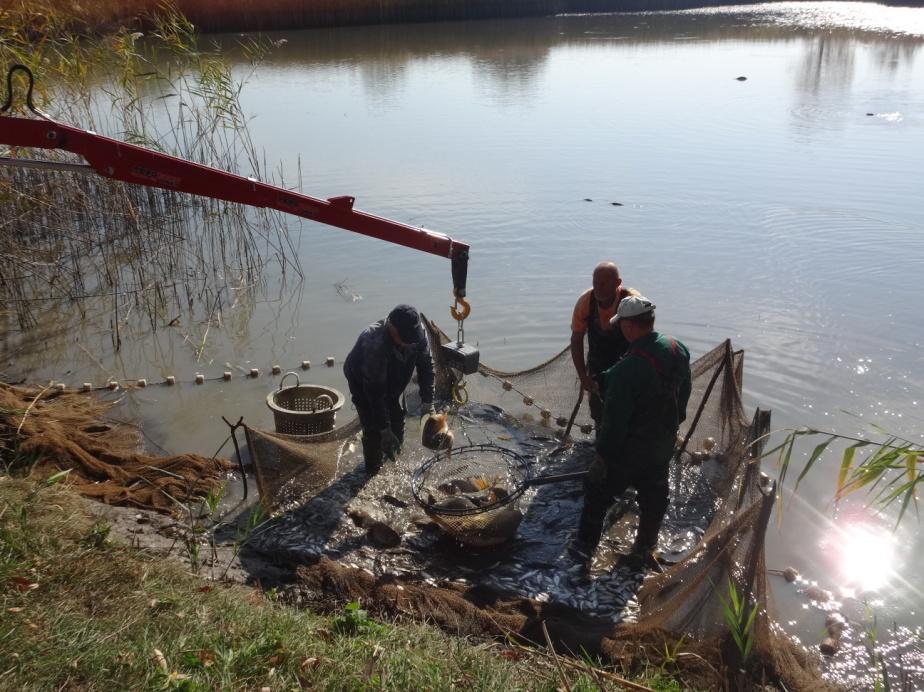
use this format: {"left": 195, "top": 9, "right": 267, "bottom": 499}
{"left": 266, "top": 372, "right": 345, "bottom": 435}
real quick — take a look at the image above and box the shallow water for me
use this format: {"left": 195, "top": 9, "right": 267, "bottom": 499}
{"left": 4, "top": 1, "right": 924, "bottom": 683}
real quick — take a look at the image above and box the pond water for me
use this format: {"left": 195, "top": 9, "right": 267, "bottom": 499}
{"left": 6, "top": 1, "right": 924, "bottom": 680}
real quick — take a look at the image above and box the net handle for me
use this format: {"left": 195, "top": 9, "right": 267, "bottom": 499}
{"left": 521, "top": 470, "right": 587, "bottom": 488}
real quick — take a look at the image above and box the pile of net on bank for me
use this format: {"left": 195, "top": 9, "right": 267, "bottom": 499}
{"left": 0, "top": 382, "right": 230, "bottom": 512}
{"left": 246, "top": 321, "right": 833, "bottom": 690}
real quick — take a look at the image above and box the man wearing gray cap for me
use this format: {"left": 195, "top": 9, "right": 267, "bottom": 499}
{"left": 573, "top": 295, "right": 692, "bottom": 569}
{"left": 344, "top": 305, "right": 435, "bottom": 474}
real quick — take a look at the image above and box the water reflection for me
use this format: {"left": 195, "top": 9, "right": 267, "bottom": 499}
{"left": 220, "top": 7, "right": 921, "bottom": 107}
{"left": 871, "top": 39, "right": 922, "bottom": 73}
{"left": 798, "top": 36, "right": 857, "bottom": 95}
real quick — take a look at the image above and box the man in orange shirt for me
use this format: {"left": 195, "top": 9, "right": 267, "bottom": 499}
{"left": 570, "top": 261, "right": 638, "bottom": 430}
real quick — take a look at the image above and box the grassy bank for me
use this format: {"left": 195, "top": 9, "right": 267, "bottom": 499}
{"left": 0, "top": 477, "right": 685, "bottom": 690}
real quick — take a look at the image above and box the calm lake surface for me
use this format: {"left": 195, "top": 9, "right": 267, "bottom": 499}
{"left": 9, "top": 0, "right": 924, "bottom": 668}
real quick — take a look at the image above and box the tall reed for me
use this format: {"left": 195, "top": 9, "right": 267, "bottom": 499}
{"left": 0, "top": 7, "right": 300, "bottom": 354}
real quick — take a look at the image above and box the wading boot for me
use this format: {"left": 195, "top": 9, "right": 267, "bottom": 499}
{"left": 362, "top": 430, "right": 383, "bottom": 475}
{"left": 618, "top": 529, "right": 663, "bottom": 572}
{"left": 567, "top": 537, "right": 595, "bottom": 570}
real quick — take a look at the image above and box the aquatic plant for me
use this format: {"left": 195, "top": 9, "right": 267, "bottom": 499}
{"left": 717, "top": 577, "right": 758, "bottom": 665}
{"left": 861, "top": 602, "right": 895, "bottom": 692}
{"left": 0, "top": 5, "right": 300, "bottom": 358}
{"left": 759, "top": 423, "right": 922, "bottom": 526}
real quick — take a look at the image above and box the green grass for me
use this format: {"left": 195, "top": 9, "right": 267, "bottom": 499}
{"left": 0, "top": 477, "right": 688, "bottom": 690}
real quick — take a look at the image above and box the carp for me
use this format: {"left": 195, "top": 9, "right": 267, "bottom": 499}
{"left": 431, "top": 495, "right": 477, "bottom": 512}
{"left": 465, "top": 485, "right": 511, "bottom": 508}
{"left": 422, "top": 412, "right": 454, "bottom": 451}
{"left": 437, "top": 477, "right": 484, "bottom": 495}
{"left": 466, "top": 507, "right": 524, "bottom": 547}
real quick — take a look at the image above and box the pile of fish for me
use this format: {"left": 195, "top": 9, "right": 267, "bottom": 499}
{"left": 424, "top": 474, "right": 523, "bottom": 548}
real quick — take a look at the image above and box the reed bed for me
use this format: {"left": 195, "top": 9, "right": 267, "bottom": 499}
{"left": 0, "top": 9, "right": 300, "bottom": 353}
{"left": 6, "top": 0, "right": 766, "bottom": 36}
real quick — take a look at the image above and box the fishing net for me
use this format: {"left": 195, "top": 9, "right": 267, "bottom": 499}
{"left": 246, "top": 323, "right": 827, "bottom": 689}
{"left": 411, "top": 443, "right": 531, "bottom": 547}
{"left": 0, "top": 382, "right": 230, "bottom": 512}
{"left": 245, "top": 418, "right": 361, "bottom": 513}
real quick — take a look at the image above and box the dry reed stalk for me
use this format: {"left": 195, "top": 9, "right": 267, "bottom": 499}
{"left": 541, "top": 621, "right": 572, "bottom": 692}
{"left": 0, "top": 10, "right": 301, "bottom": 359}
{"left": 15, "top": 383, "right": 52, "bottom": 436}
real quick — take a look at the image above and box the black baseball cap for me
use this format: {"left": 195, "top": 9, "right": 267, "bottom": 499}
{"left": 387, "top": 304, "right": 426, "bottom": 345}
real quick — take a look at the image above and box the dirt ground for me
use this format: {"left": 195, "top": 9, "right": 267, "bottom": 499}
{"left": 84, "top": 490, "right": 287, "bottom": 585}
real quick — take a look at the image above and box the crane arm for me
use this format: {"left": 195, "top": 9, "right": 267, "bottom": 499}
{"left": 0, "top": 66, "right": 469, "bottom": 297}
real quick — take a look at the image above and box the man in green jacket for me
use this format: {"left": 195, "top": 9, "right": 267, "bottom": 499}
{"left": 573, "top": 295, "right": 692, "bottom": 570}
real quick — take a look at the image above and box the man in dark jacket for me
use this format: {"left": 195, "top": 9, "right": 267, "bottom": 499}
{"left": 344, "top": 305, "right": 435, "bottom": 474}
{"left": 574, "top": 295, "right": 691, "bottom": 569}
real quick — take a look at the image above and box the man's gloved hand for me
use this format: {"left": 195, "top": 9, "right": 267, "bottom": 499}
{"left": 419, "top": 402, "right": 436, "bottom": 434}
{"left": 580, "top": 374, "right": 599, "bottom": 394}
{"left": 380, "top": 427, "right": 400, "bottom": 461}
{"left": 588, "top": 453, "right": 607, "bottom": 485}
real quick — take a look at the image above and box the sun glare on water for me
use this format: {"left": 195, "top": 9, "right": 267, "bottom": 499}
{"left": 826, "top": 521, "right": 896, "bottom": 593}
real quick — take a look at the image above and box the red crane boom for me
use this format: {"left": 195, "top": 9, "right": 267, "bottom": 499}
{"left": 0, "top": 65, "right": 470, "bottom": 300}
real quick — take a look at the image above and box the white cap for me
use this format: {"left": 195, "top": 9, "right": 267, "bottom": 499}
{"left": 610, "top": 295, "right": 656, "bottom": 325}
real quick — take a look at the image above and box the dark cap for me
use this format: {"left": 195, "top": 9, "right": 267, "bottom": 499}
{"left": 387, "top": 304, "right": 425, "bottom": 345}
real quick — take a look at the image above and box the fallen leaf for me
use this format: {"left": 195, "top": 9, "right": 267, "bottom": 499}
{"left": 7, "top": 607, "right": 24, "bottom": 613}
{"left": 9, "top": 576, "right": 39, "bottom": 592}
{"left": 152, "top": 648, "right": 168, "bottom": 672}
{"left": 500, "top": 649, "right": 521, "bottom": 661}
{"left": 197, "top": 585, "right": 213, "bottom": 593}
{"left": 315, "top": 628, "right": 332, "bottom": 642}
{"left": 301, "top": 656, "right": 321, "bottom": 671}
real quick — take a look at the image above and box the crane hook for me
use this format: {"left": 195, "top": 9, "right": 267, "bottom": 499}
{"left": 451, "top": 380, "right": 469, "bottom": 406}
{"left": 450, "top": 295, "right": 471, "bottom": 322}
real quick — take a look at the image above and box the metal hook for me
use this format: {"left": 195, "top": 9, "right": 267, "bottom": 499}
{"left": 1, "top": 64, "right": 49, "bottom": 118}
{"left": 3, "top": 65, "right": 33, "bottom": 114}
{"left": 450, "top": 295, "right": 471, "bottom": 322}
